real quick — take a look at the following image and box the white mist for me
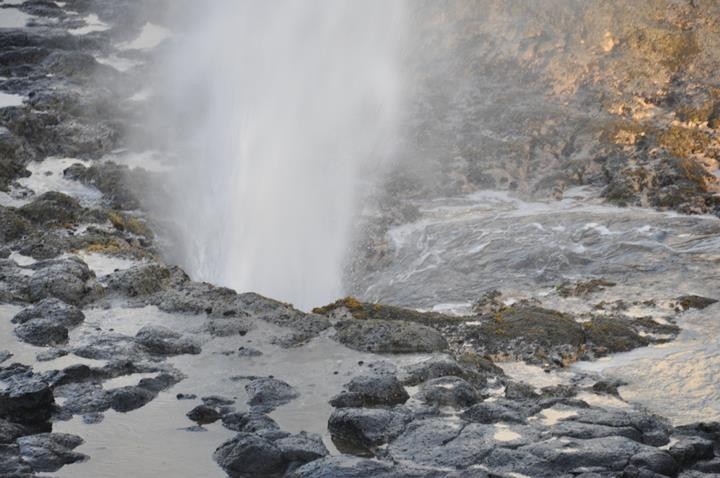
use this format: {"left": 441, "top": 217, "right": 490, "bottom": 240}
{"left": 158, "top": 1, "right": 406, "bottom": 310}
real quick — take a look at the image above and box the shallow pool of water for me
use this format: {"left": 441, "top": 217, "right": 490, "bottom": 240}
{"left": 574, "top": 301, "right": 720, "bottom": 425}
{"left": 4, "top": 304, "right": 432, "bottom": 477}
{"left": 0, "top": 7, "right": 31, "bottom": 29}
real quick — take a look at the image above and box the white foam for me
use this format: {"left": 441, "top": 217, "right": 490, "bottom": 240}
{"left": 119, "top": 22, "right": 171, "bottom": 50}
{"left": 18, "top": 157, "right": 102, "bottom": 206}
{"left": 427, "top": 302, "right": 473, "bottom": 316}
{"left": 69, "top": 14, "right": 109, "bottom": 35}
{"left": 95, "top": 55, "right": 141, "bottom": 72}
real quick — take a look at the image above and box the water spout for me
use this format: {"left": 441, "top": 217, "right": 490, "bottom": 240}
{"left": 155, "top": 1, "right": 406, "bottom": 310}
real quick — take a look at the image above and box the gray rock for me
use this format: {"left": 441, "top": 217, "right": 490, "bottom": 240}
{"left": 103, "top": 264, "right": 172, "bottom": 297}
{"left": 222, "top": 412, "right": 281, "bottom": 434}
{"left": 0, "top": 444, "right": 32, "bottom": 476}
{"left": 202, "top": 395, "right": 235, "bottom": 407}
{"left": 109, "top": 386, "right": 156, "bottom": 413}
{"left": 246, "top": 378, "right": 299, "bottom": 412}
{"left": 330, "top": 375, "right": 409, "bottom": 408}
{"left": 154, "top": 279, "right": 241, "bottom": 317}
{"left": 53, "top": 382, "right": 112, "bottom": 415}
{"left": 213, "top": 432, "right": 287, "bottom": 478}
{"left": 15, "top": 319, "right": 68, "bottom": 346}
{"left": 387, "top": 419, "right": 491, "bottom": 468}
{"left": 401, "top": 356, "right": 483, "bottom": 387}
{"left": 288, "top": 455, "right": 398, "bottom": 478}
{"left": 82, "top": 413, "right": 104, "bottom": 424}
{"left": 236, "top": 346, "right": 263, "bottom": 357}
{"left": 467, "top": 305, "right": 584, "bottom": 365}
{"left": 187, "top": 405, "right": 221, "bottom": 425}
{"left": 416, "top": 376, "right": 480, "bottom": 408}
{"left": 583, "top": 316, "right": 650, "bottom": 356}
{"left": 0, "top": 206, "right": 33, "bottom": 243}
{"left": 334, "top": 319, "right": 448, "bottom": 354}
{"left": 275, "top": 432, "right": 329, "bottom": 464}
{"left": 328, "top": 407, "right": 410, "bottom": 456}
{"left": 0, "top": 365, "right": 54, "bottom": 425}
{"left": 12, "top": 298, "right": 84, "bottom": 326}
{"left": 569, "top": 408, "right": 672, "bottom": 445}
{"left": 29, "top": 256, "right": 100, "bottom": 305}
{"left": 0, "top": 418, "right": 28, "bottom": 444}
{"left": 517, "top": 435, "right": 670, "bottom": 474}
{"left": 17, "top": 433, "right": 86, "bottom": 472}
{"left": 36, "top": 348, "right": 68, "bottom": 362}
{"left": 138, "top": 373, "right": 181, "bottom": 393}
{"left": 63, "top": 161, "right": 138, "bottom": 210}
{"left": 504, "top": 381, "right": 540, "bottom": 400}
{"left": 692, "top": 458, "right": 720, "bottom": 473}
{"left": 461, "top": 401, "right": 527, "bottom": 424}
{"left": 72, "top": 331, "right": 147, "bottom": 361}
{"left": 18, "top": 191, "right": 82, "bottom": 225}
{"left": 206, "top": 317, "right": 254, "bottom": 337}
{"left": 238, "top": 292, "right": 331, "bottom": 338}
{"left": 134, "top": 325, "right": 201, "bottom": 356}
{"left": 549, "top": 420, "right": 643, "bottom": 442}
{"left": 668, "top": 436, "right": 715, "bottom": 466}
{"left": 674, "top": 295, "right": 718, "bottom": 311}
{"left": 629, "top": 450, "right": 680, "bottom": 476}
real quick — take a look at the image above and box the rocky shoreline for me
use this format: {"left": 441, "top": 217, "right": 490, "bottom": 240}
{"left": 1, "top": 1, "right": 719, "bottom": 477}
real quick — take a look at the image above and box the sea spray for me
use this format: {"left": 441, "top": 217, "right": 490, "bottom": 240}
{"left": 155, "top": 1, "right": 406, "bottom": 309}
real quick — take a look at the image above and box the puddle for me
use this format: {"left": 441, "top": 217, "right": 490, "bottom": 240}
{"left": 493, "top": 424, "right": 522, "bottom": 442}
{"left": 77, "top": 251, "right": 144, "bottom": 278}
{"left": 9, "top": 251, "right": 36, "bottom": 266}
{"left": 0, "top": 91, "right": 23, "bottom": 107}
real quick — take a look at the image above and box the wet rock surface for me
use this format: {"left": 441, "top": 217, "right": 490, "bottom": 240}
{"left": 315, "top": 295, "right": 684, "bottom": 368}
{"left": 316, "top": 354, "right": 720, "bottom": 477}
{"left": 245, "top": 377, "right": 300, "bottom": 413}
{"left": 0, "top": 1, "right": 718, "bottom": 477}
{"left": 214, "top": 408, "right": 329, "bottom": 478}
